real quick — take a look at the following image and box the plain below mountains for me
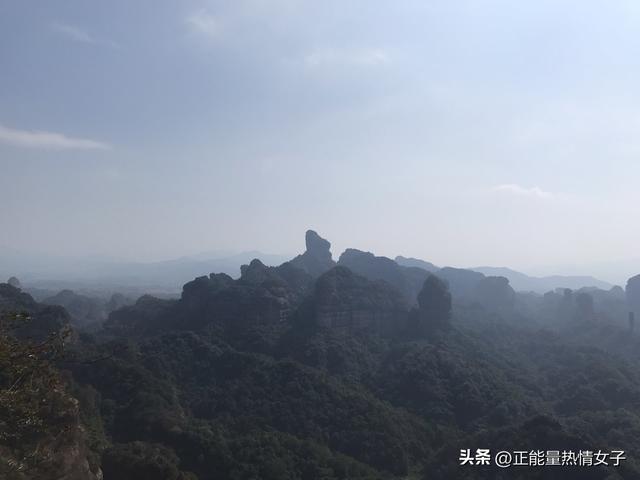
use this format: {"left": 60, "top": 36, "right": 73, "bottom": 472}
{"left": 0, "top": 249, "right": 290, "bottom": 294}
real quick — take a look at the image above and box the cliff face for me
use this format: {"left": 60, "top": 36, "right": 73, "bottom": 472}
{"left": 0, "top": 392, "right": 102, "bottom": 480}
{"left": 338, "top": 248, "right": 429, "bottom": 305}
{"left": 627, "top": 274, "right": 640, "bottom": 315}
{"left": 313, "top": 266, "right": 408, "bottom": 335}
{"left": 28, "top": 397, "right": 102, "bottom": 480}
{"left": 0, "top": 283, "right": 102, "bottom": 480}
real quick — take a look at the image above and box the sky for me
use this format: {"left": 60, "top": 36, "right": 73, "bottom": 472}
{"left": 2, "top": 0, "right": 640, "bottom": 281}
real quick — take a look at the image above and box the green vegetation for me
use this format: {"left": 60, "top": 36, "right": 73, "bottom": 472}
{"left": 0, "top": 311, "right": 94, "bottom": 479}
{"left": 4, "top": 246, "right": 640, "bottom": 479}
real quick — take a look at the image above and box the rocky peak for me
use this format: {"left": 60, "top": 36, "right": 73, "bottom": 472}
{"left": 0, "top": 282, "right": 36, "bottom": 310}
{"left": 338, "top": 249, "right": 405, "bottom": 286}
{"left": 182, "top": 273, "right": 233, "bottom": 302}
{"left": 305, "top": 230, "right": 332, "bottom": 259}
{"left": 288, "top": 230, "right": 336, "bottom": 278}
{"left": 240, "top": 258, "right": 270, "bottom": 283}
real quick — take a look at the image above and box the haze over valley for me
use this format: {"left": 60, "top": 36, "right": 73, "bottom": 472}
{"left": 4, "top": 2, "right": 640, "bottom": 479}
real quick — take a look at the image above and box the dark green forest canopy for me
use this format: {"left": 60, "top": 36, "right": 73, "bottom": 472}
{"left": 3, "top": 234, "right": 640, "bottom": 479}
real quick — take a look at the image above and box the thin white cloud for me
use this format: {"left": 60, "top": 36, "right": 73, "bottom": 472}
{"left": 0, "top": 125, "right": 111, "bottom": 150}
{"left": 52, "top": 22, "right": 94, "bottom": 43}
{"left": 304, "top": 47, "right": 390, "bottom": 68}
{"left": 51, "top": 22, "right": 119, "bottom": 48}
{"left": 186, "top": 10, "right": 222, "bottom": 37}
{"left": 492, "top": 184, "right": 555, "bottom": 199}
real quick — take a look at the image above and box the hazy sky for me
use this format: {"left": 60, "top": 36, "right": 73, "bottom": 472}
{"left": 2, "top": 0, "right": 640, "bottom": 275}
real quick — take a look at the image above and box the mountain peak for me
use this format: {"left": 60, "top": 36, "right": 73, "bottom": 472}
{"left": 305, "top": 230, "right": 332, "bottom": 259}
{"left": 287, "top": 230, "right": 336, "bottom": 278}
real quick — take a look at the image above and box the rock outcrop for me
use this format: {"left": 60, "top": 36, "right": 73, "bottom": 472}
{"left": 288, "top": 230, "right": 336, "bottom": 278}
{"left": 411, "top": 274, "right": 452, "bottom": 334}
{"left": 313, "top": 266, "right": 407, "bottom": 334}
{"left": 338, "top": 248, "right": 429, "bottom": 305}
{"left": 0, "top": 284, "right": 101, "bottom": 480}
{"left": 473, "top": 276, "right": 515, "bottom": 311}
{"left": 105, "top": 259, "right": 313, "bottom": 338}
{"left": 627, "top": 274, "right": 640, "bottom": 316}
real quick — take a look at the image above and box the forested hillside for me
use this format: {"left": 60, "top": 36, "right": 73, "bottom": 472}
{"left": 2, "top": 232, "right": 640, "bottom": 479}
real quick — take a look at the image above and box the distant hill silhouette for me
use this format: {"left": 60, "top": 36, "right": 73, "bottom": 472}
{"left": 395, "top": 256, "right": 614, "bottom": 293}
{"left": 394, "top": 256, "right": 439, "bottom": 272}
{"left": 470, "top": 266, "right": 613, "bottom": 293}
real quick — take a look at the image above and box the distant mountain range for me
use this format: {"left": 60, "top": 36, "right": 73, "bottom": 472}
{"left": 394, "top": 257, "right": 614, "bottom": 293}
{"left": 468, "top": 266, "right": 613, "bottom": 293}
{"left": 2, "top": 245, "right": 621, "bottom": 297}
{"left": 394, "top": 256, "right": 439, "bottom": 273}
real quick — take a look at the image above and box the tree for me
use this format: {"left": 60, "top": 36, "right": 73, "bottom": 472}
{"left": 0, "top": 311, "right": 83, "bottom": 479}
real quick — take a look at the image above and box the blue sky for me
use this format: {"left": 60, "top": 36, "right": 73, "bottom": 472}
{"left": 2, "top": 0, "right": 640, "bottom": 279}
